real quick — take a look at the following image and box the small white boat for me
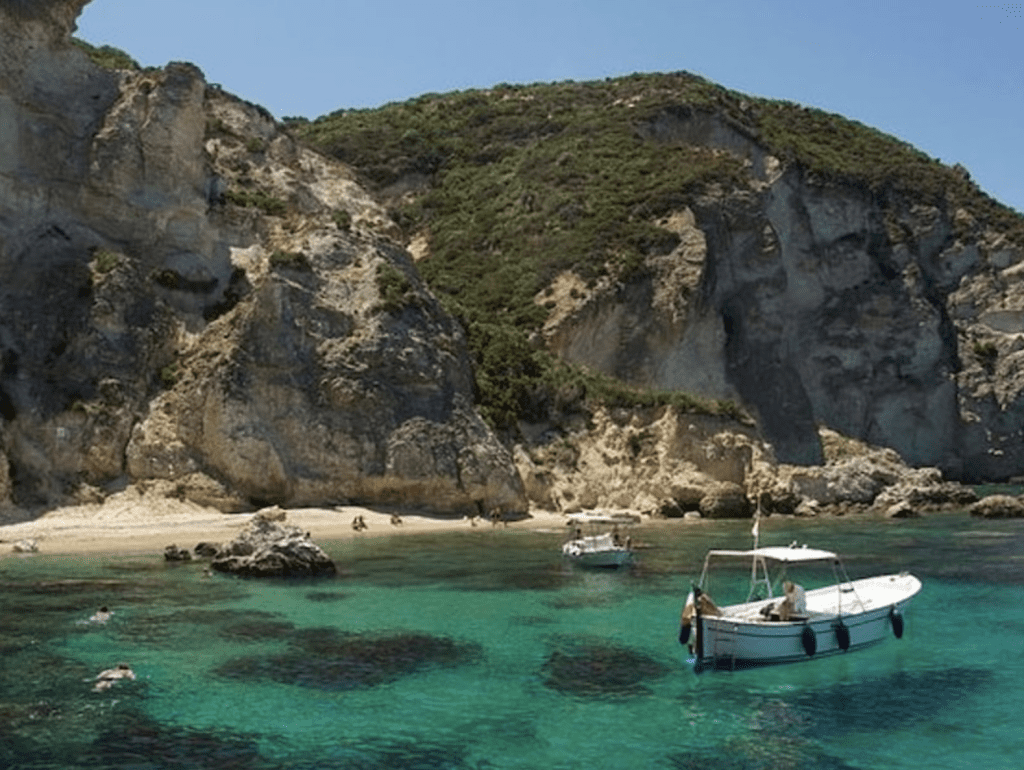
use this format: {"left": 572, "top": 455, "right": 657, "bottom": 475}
{"left": 562, "top": 512, "right": 639, "bottom": 568}
{"left": 679, "top": 543, "right": 921, "bottom": 672}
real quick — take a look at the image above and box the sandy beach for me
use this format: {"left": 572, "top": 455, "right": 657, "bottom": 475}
{"left": 0, "top": 486, "right": 570, "bottom": 558}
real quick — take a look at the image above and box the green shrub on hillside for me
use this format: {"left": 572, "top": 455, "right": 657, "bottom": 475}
{"left": 222, "top": 188, "right": 288, "bottom": 217}
{"left": 332, "top": 209, "right": 352, "bottom": 231}
{"left": 90, "top": 248, "right": 121, "bottom": 275}
{"left": 374, "top": 262, "right": 415, "bottom": 314}
{"left": 296, "top": 71, "right": 1024, "bottom": 430}
{"left": 269, "top": 250, "right": 311, "bottom": 271}
{"left": 72, "top": 39, "right": 140, "bottom": 71}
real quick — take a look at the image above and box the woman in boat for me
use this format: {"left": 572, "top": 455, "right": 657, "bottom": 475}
{"left": 777, "top": 581, "right": 806, "bottom": 620}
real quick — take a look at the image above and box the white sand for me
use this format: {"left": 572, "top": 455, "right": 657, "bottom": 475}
{"left": 0, "top": 487, "right": 570, "bottom": 557}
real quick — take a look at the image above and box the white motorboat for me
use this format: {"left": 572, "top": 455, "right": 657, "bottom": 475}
{"left": 562, "top": 512, "right": 639, "bottom": 568}
{"left": 679, "top": 543, "right": 921, "bottom": 672}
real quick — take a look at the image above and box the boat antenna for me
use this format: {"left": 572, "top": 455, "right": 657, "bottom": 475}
{"left": 751, "top": 498, "right": 761, "bottom": 550}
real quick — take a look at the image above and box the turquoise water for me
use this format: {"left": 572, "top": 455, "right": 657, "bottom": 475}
{"left": 2, "top": 513, "right": 1023, "bottom": 769}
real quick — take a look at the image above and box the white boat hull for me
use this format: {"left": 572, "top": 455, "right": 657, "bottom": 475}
{"left": 562, "top": 541, "right": 632, "bottom": 568}
{"left": 687, "top": 573, "right": 921, "bottom": 671}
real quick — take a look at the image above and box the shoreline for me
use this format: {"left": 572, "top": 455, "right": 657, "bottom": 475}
{"left": 0, "top": 488, "right": 571, "bottom": 558}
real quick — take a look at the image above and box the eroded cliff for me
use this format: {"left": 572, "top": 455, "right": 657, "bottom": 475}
{"left": 0, "top": 0, "right": 525, "bottom": 514}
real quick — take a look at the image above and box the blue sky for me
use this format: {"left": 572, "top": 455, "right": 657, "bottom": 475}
{"left": 77, "top": 1, "right": 1023, "bottom": 213}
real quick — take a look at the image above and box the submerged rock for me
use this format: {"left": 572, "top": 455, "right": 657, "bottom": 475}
{"left": 210, "top": 510, "right": 336, "bottom": 577}
{"left": 541, "top": 639, "right": 669, "bottom": 697}
{"left": 215, "top": 627, "right": 481, "bottom": 690}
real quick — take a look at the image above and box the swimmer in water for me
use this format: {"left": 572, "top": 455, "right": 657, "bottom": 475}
{"left": 89, "top": 606, "right": 112, "bottom": 624}
{"left": 93, "top": 663, "right": 135, "bottom": 692}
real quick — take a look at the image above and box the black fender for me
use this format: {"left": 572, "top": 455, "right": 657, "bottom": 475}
{"left": 834, "top": 620, "right": 850, "bottom": 651}
{"left": 679, "top": 621, "right": 691, "bottom": 645}
{"left": 890, "top": 606, "right": 904, "bottom": 639}
{"left": 801, "top": 624, "right": 817, "bottom": 656}
{"left": 694, "top": 615, "right": 704, "bottom": 661}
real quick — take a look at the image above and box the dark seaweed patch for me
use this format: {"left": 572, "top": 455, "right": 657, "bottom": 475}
{"left": 316, "top": 737, "right": 472, "bottom": 770}
{"left": 0, "top": 701, "right": 478, "bottom": 770}
{"left": 545, "top": 593, "right": 622, "bottom": 610}
{"left": 218, "top": 619, "right": 296, "bottom": 642}
{"left": 113, "top": 608, "right": 283, "bottom": 647}
{"left": 666, "top": 697, "right": 860, "bottom": 770}
{"left": 667, "top": 745, "right": 860, "bottom": 770}
{"left": 305, "top": 591, "right": 351, "bottom": 602}
{"left": 84, "top": 709, "right": 262, "bottom": 770}
{"left": 509, "top": 614, "right": 557, "bottom": 626}
{"left": 0, "top": 649, "right": 105, "bottom": 705}
{"left": 215, "top": 627, "right": 482, "bottom": 691}
{"left": 787, "top": 666, "right": 994, "bottom": 735}
{"left": 541, "top": 638, "right": 669, "bottom": 697}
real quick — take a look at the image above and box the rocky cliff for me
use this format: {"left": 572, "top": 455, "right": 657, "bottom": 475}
{"left": 0, "top": 0, "right": 524, "bottom": 514}
{"left": 0, "top": 1, "right": 1008, "bottom": 523}
{"left": 543, "top": 129, "right": 1024, "bottom": 481}
{"left": 300, "top": 78, "right": 1024, "bottom": 485}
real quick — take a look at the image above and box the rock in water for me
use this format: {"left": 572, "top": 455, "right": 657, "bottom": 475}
{"left": 969, "top": 495, "right": 1024, "bottom": 519}
{"left": 211, "top": 511, "right": 336, "bottom": 577}
{"left": 163, "top": 544, "right": 193, "bottom": 561}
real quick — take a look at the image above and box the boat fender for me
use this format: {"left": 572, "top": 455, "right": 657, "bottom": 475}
{"left": 801, "top": 624, "right": 817, "bottom": 656}
{"left": 679, "top": 622, "right": 691, "bottom": 645}
{"left": 890, "top": 606, "right": 904, "bottom": 639}
{"left": 834, "top": 620, "right": 850, "bottom": 651}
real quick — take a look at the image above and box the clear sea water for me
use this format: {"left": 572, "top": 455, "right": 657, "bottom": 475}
{"left": 2, "top": 512, "right": 1022, "bottom": 769}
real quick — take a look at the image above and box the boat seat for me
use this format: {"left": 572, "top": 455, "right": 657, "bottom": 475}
{"left": 768, "top": 612, "right": 808, "bottom": 622}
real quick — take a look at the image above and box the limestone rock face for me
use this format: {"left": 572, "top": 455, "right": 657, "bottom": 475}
{"left": 540, "top": 110, "right": 1024, "bottom": 480}
{"left": 0, "top": 0, "right": 525, "bottom": 515}
{"left": 210, "top": 510, "right": 337, "bottom": 577}
{"left": 698, "top": 482, "right": 751, "bottom": 519}
{"left": 969, "top": 495, "right": 1024, "bottom": 519}
{"left": 749, "top": 428, "right": 977, "bottom": 516}
{"left": 514, "top": 406, "right": 764, "bottom": 515}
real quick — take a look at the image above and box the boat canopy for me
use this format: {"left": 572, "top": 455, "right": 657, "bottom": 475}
{"left": 565, "top": 511, "right": 640, "bottom": 526}
{"left": 706, "top": 546, "right": 839, "bottom": 563}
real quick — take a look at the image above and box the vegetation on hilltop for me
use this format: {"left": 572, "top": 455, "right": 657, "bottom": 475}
{"left": 72, "top": 38, "right": 140, "bottom": 71}
{"left": 293, "top": 72, "right": 1023, "bottom": 431}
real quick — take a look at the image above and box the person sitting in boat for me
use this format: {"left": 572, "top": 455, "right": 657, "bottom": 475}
{"left": 777, "top": 580, "right": 806, "bottom": 620}
{"left": 681, "top": 591, "right": 721, "bottom": 625}
{"left": 679, "top": 589, "right": 721, "bottom": 646}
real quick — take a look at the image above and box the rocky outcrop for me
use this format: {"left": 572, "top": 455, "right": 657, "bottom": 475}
{"left": 163, "top": 544, "right": 192, "bottom": 561}
{"left": 539, "top": 109, "right": 1024, "bottom": 481}
{"left": 750, "top": 428, "right": 977, "bottom": 516}
{"left": 698, "top": 481, "right": 751, "bottom": 519}
{"left": 0, "top": 0, "right": 525, "bottom": 515}
{"left": 969, "top": 495, "right": 1024, "bottom": 519}
{"left": 517, "top": 417, "right": 976, "bottom": 520}
{"left": 514, "top": 406, "right": 763, "bottom": 514}
{"left": 209, "top": 509, "right": 336, "bottom": 577}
